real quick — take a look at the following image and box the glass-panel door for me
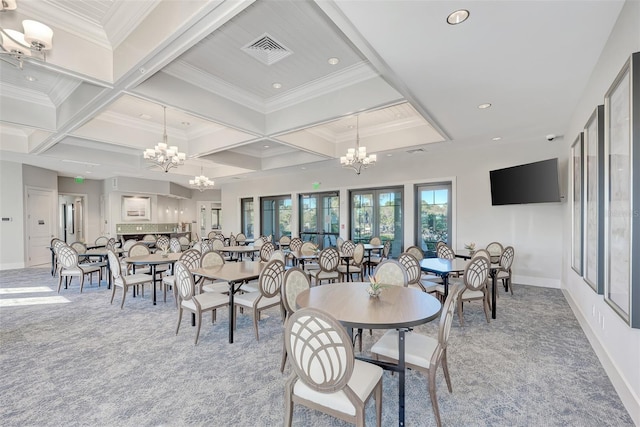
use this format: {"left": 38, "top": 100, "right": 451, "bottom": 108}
{"left": 241, "top": 198, "right": 254, "bottom": 238}
{"left": 198, "top": 201, "right": 222, "bottom": 238}
{"left": 351, "top": 187, "right": 403, "bottom": 257}
{"left": 299, "top": 192, "right": 339, "bottom": 248}
{"left": 416, "top": 183, "right": 451, "bottom": 257}
{"left": 261, "top": 195, "right": 291, "bottom": 239}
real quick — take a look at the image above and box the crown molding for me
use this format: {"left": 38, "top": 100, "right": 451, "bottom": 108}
{"left": 163, "top": 60, "right": 380, "bottom": 115}
{"left": 16, "top": 2, "right": 111, "bottom": 50}
{"left": 264, "top": 62, "right": 378, "bottom": 113}
{"left": 49, "top": 78, "right": 83, "bottom": 107}
{"left": 103, "top": 0, "right": 161, "bottom": 49}
{"left": 162, "top": 62, "right": 266, "bottom": 113}
{"left": 0, "top": 82, "right": 53, "bottom": 107}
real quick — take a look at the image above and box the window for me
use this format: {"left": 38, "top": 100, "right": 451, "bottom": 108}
{"left": 241, "top": 198, "right": 254, "bottom": 238}
{"left": 350, "top": 187, "right": 403, "bottom": 258}
{"left": 415, "top": 182, "right": 452, "bottom": 257}
{"left": 299, "top": 192, "right": 340, "bottom": 248}
{"left": 261, "top": 195, "right": 291, "bottom": 239}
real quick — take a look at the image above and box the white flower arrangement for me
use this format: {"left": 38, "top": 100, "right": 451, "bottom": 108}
{"left": 464, "top": 242, "right": 476, "bottom": 251}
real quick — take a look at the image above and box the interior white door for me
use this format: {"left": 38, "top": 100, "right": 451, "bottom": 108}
{"left": 27, "top": 188, "right": 55, "bottom": 266}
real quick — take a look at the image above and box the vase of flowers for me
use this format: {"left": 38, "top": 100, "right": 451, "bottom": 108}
{"left": 464, "top": 242, "right": 476, "bottom": 255}
{"left": 367, "top": 275, "right": 387, "bottom": 298}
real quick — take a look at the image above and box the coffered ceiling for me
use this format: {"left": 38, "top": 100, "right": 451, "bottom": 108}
{"left": 0, "top": 0, "right": 626, "bottom": 188}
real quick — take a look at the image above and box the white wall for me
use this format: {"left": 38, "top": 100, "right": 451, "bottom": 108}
{"left": 562, "top": 0, "right": 640, "bottom": 422}
{"left": 221, "top": 137, "right": 565, "bottom": 287}
{"left": 0, "top": 161, "right": 25, "bottom": 269}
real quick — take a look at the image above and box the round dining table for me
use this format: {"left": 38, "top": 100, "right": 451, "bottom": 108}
{"left": 296, "top": 282, "right": 441, "bottom": 427}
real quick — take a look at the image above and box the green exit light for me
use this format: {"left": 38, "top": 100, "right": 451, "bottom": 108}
{"left": 312, "top": 182, "right": 320, "bottom": 190}
{"left": 75, "top": 177, "right": 85, "bottom": 183}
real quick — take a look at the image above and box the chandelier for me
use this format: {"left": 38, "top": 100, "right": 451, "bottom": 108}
{"left": 0, "top": 0, "right": 54, "bottom": 69}
{"left": 340, "top": 115, "right": 377, "bottom": 175}
{"left": 143, "top": 106, "right": 186, "bottom": 172}
{"left": 189, "top": 167, "right": 214, "bottom": 191}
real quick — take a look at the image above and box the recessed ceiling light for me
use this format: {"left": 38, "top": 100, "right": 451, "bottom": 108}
{"left": 386, "top": 154, "right": 393, "bottom": 157}
{"left": 181, "top": 121, "right": 190, "bottom": 126}
{"left": 24, "top": 75, "right": 37, "bottom": 82}
{"left": 478, "top": 103, "right": 492, "bottom": 109}
{"left": 301, "top": 166, "right": 307, "bottom": 170}
{"left": 263, "top": 145, "right": 270, "bottom": 149}
{"left": 272, "top": 82, "right": 282, "bottom": 89}
{"left": 447, "top": 9, "right": 470, "bottom": 25}
{"left": 328, "top": 57, "right": 339, "bottom": 65}
{"left": 492, "top": 137, "right": 502, "bottom": 141}
{"left": 139, "top": 113, "right": 152, "bottom": 120}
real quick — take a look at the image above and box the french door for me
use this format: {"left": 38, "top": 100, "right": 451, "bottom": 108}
{"left": 350, "top": 187, "right": 403, "bottom": 258}
{"left": 261, "top": 195, "right": 292, "bottom": 239}
{"left": 299, "top": 192, "right": 340, "bottom": 248}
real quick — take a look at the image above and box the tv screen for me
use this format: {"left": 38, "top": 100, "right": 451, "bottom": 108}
{"left": 490, "top": 158, "right": 561, "bottom": 205}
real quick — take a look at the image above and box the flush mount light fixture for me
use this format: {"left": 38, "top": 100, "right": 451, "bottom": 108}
{"left": 340, "top": 115, "right": 377, "bottom": 175}
{"left": 143, "top": 105, "right": 186, "bottom": 172}
{"left": 0, "top": 1, "right": 54, "bottom": 69}
{"left": 263, "top": 145, "right": 270, "bottom": 148}
{"left": 478, "top": 103, "right": 492, "bottom": 109}
{"left": 447, "top": 9, "right": 470, "bottom": 25}
{"left": 328, "top": 57, "right": 339, "bottom": 65}
{"left": 492, "top": 137, "right": 502, "bottom": 141}
{"left": 24, "top": 75, "right": 36, "bottom": 82}
{"left": 272, "top": 82, "right": 282, "bottom": 89}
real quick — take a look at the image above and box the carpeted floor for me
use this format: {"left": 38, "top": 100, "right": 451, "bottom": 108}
{"left": 0, "top": 267, "right": 634, "bottom": 426}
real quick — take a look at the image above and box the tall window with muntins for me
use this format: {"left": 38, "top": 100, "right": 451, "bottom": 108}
{"left": 415, "top": 182, "right": 452, "bottom": 257}
{"left": 241, "top": 198, "right": 254, "bottom": 238}
{"left": 299, "top": 192, "right": 339, "bottom": 248}
{"left": 350, "top": 187, "right": 403, "bottom": 258}
{"left": 261, "top": 195, "right": 291, "bottom": 239}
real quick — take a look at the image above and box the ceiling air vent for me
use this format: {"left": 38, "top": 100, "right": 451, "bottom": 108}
{"left": 242, "top": 33, "right": 292, "bottom": 65}
{"left": 407, "top": 148, "right": 425, "bottom": 154}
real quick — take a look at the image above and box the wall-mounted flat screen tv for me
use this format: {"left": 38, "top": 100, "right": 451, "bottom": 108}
{"left": 490, "top": 158, "right": 561, "bottom": 205}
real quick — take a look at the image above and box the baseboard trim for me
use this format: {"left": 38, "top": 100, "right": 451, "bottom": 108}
{"left": 512, "top": 275, "right": 561, "bottom": 289}
{"left": 0, "top": 262, "right": 26, "bottom": 270}
{"left": 563, "top": 288, "right": 640, "bottom": 425}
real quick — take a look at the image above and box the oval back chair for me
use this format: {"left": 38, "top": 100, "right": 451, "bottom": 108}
{"left": 280, "top": 267, "right": 311, "bottom": 372}
{"left": 373, "top": 259, "right": 408, "bottom": 287}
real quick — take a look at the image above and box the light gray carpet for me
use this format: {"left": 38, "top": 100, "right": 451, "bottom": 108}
{"left": 0, "top": 267, "right": 634, "bottom": 426}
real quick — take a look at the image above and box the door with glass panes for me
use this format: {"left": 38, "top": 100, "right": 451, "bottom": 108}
{"left": 299, "top": 192, "right": 339, "bottom": 249}
{"left": 261, "top": 196, "right": 291, "bottom": 239}
{"left": 351, "top": 187, "right": 403, "bottom": 258}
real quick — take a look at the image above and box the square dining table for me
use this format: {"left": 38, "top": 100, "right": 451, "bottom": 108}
{"left": 192, "top": 261, "right": 266, "bottom": 343}
{"left": 222, "top": 245, "right": 260, "bottom": 261}
{"left": 124, "top": 252, "right": 181, "bottom": 305}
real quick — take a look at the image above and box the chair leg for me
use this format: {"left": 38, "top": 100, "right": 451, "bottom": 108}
{"left": 375, "top": 380, "right": 382, "bottom": 427}
{"left": 284, "top": 377, "right": 294, "bottom": 427}
{"left": 280, "top": 339, "right": 287, "bottom": 373}
{"left": 79, "top": 275, "right": 85, "bottom": 293}
{"left": 441, "top": 350, "right": 453, "bottom": 393}
{"left": 110, "top": 284, "right": 117, "bottom": 304}
{"left": 253, "top": 308, "right": 260, "bottom": 341}
{"left": 176, "top": 307, "right": 183, "bottom": 335}
{"left": 57, "top": 274, "right": 63, "bottom": 293}
{"left": 457, "top": 299, "right": 465, "bottom": 326}
{"left": 428, "top": 368, "right": 443, "bottom": 427}
{"left": 194, "top": 311, "right": 203, "bottom": 345}
{"left": 120, "top": 285, "right": 127, "bottom": 309}
{"left": 483, "top": 294, "right": 491, "bottom": 323}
